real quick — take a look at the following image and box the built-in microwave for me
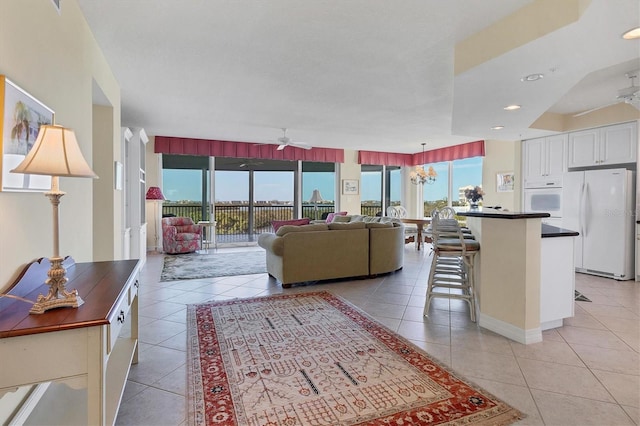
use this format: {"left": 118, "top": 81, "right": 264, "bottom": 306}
{"left": 523, "top": 187, "right": 563, "bottom": 218}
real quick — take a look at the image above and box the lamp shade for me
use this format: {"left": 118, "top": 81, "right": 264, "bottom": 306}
{"left": 309, "top": 189, "right": 323, "bottom": 203}
{"left": 11, "top": 125, "right": 97, "bottom": 178}
{"left": 145, "top": 186, "right": 165, "bottom": 201}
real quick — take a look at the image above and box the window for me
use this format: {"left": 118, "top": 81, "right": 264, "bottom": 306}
{"left": 302, "top": 162, "right": 336, "bottom": 219}
{"left": 452, "top": 157, "right": 483, "bottom": 206}
{"left": 423, "top": 157, "right": 483, "bottom": 215}
{"left": 361, "top": 165, "right": 383, "bottom": 217}
{"left": 423, "top": 161, "right": 449, "bottom": 215}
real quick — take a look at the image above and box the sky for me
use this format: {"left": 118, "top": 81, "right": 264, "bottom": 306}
{"left": 162, "top": 157, "right": 483, "bottom": 203}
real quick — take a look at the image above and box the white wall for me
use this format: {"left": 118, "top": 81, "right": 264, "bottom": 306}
{"left": 0, "top": 0, "right": 120, "bottom": 289}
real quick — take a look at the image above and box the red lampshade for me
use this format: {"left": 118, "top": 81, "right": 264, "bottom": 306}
{"left": 145, "top": 186, "right": 165, "bottom": 201}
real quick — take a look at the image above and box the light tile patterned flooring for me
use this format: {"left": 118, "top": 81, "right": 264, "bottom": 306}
{"left": 116, "top": 246, "right": 640, "bottom": 426}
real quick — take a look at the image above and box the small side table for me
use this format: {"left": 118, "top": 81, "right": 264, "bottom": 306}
{"left": 198, "top": 220, "right": 217, "bottom": 252}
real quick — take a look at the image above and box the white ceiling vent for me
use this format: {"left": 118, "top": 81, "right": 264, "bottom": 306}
{"left": 50, "top": 0, "right": 61, "bottom": 14}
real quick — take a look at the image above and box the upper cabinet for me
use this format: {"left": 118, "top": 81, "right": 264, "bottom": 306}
{"left": 568, "top": 121, "right": 637, "bottom": 168}
{"left": 523, "top": 134, "right": 567, "bottom": 187}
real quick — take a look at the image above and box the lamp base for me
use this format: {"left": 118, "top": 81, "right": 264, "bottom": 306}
{"left": 29, "top": 256, "right": 84, "bottom": 315}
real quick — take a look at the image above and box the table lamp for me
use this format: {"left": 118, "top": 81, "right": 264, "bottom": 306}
{"left": 145, "top": 186, "right": 165, "bottom": 252}
{"left": 10, "top": 124, "right": 98, "bottom": 314}
{"left": 309, "top": 189, "right": 323, "bottom": 220}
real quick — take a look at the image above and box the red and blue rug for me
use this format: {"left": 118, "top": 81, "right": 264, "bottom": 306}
{"left": 187, "top": 291, "right": 524, "bottom": 425}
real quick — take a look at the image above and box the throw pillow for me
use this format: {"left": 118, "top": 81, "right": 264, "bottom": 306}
{"left": 325, "top": 211, "right": 348, "bottom": 223}
{"left": 271, "top": 218, "right": 311, "bottom": 232}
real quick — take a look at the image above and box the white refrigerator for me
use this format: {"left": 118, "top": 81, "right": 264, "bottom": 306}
{"left": 562, "top": 169, "right": 635, "bottom": 280}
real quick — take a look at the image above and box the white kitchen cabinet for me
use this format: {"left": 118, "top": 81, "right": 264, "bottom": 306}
{"left": 540, "top": 234, "right": 576, "bottom": 330}
{"left": 523, "top": 134, "right": 567, "bottom": 186}
{"left": 568, "top": 121, "right": 637, "bottom": 168}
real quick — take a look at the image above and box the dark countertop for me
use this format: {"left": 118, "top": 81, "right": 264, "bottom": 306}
{"left": 458, "top": 208, "right": 550, "bottom": 219}
{"left": 541, "top": 223, "right": 579, "bottom": 238}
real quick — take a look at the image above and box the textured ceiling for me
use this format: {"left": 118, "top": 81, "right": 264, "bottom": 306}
{"left": 77, "top": 0, "right": 639, "bottom": 154}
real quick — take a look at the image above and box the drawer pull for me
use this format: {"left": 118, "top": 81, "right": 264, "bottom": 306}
{"left": 117, "top": 310, "right": 126, "bottom": 323}
{"left": 134, "top": 280, "right": 139, "bottom": 288}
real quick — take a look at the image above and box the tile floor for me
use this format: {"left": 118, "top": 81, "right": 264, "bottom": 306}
{"left": 116, "top": 245, "right": 639, "bottom": 426}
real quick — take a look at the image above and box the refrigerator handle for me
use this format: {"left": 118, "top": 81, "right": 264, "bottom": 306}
{"left": 581, "top": 182, "right": 587, "bottom": 237}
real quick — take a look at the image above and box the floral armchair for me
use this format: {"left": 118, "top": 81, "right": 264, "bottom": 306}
{"left": 162, "top": 217, "right": 202, "bottom": 254}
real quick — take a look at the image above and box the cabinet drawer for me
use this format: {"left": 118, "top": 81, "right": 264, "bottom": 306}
{"left": 107, "top": 293, "right": 131, "bottom": 355}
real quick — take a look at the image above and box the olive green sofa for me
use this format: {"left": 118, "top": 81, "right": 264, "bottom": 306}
{"left": 257, "top": 216, "right": 404, "bottom": 287}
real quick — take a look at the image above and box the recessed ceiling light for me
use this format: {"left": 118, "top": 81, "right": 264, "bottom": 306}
{"left": 622, "top": 27, "right": 640, "bottom": 40}
{"left": 504, "top": 105, "right": 521, "bottom": 111}
{"left": 521, "top": 73, "right": 544, "bottom": 82}
{"left": 491, "top": 126, "right": 505, "bottom": 130}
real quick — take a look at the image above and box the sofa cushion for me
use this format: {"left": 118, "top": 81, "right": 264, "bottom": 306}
{"left": 276, "top": 223, "right": 328, "bottom": 236}
{"left": 271, "top": 218, "right": 311, "bottom": 232}
{"left": 332, "top": 215, "right": 352, "bottom": 223}
{"left": 328, "top": 221, "right": 366, "bottom": 230}
{"left": 325, "top": 211, "right": 348, "bottom": 223}
{"left": 363, "top": 216, "right": 381, "bottom": 223}
{"left": 365, "top": 222, "right": 393, "bottom": 229}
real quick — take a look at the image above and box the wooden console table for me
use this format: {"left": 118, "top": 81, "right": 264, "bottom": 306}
{"left": 0, "top": 258, "right": 140, "bottom": 425}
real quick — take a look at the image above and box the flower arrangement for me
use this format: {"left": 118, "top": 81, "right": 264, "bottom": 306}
{"left": 464, "top": 185, "right": 484, "bottom": 203}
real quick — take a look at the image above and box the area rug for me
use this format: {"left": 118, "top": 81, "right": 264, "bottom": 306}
{"left": 186, "top": 291, "right": 525, "bottom": 425}
{"left": 161, "top": 250, "right": 266, "bottom": 281}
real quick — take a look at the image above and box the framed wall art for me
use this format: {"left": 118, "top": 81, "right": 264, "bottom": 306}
{"left": 1, "top": 76, "right": 55, "bottom": 192}
{"left": 496, "top": 172, "right": 515, "bottom": 192}
{"left": 342, "top": 179, "right": 359, "bottom": 195}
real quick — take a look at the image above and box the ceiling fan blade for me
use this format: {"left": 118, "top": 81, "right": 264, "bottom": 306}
{"left": 276, "top": 144, "right": 286, "bottom": 151}
{"left": 573, "top": 100, "right": 622, "bottom": 117}
{"left": 290, "top": 142, "right": 312, "bottom": 150}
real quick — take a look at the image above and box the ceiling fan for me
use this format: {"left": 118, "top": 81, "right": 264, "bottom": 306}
{"left": 573, "top": 72, "right": 640, "bottom": 117}
{"left": 275, "top": 128, "right": 312, "bottom": 151}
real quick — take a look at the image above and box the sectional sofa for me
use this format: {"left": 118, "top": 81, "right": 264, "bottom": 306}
{"left": 257, "top": 216, "right": 404, "bottom": 287}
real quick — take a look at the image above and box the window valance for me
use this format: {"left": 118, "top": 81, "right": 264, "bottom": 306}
{"left": 359, "top": 140, "right": 485, "bottom": 166}
{"left": 154, "top": 136, "right": 345, "bottom": 163}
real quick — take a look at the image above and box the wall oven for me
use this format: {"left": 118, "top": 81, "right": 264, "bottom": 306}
{"left": 523, "top": 187, "right": 563, "bottom": 221}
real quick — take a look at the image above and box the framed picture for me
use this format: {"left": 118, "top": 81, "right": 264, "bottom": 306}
{"left": 342, "top": 179, "right": 359, "bottom": 195}
{"left": 496, "top": 172, "right": 515, "bottom": 192}
{"left": 1, "top": 76, "right": 55, "bottom": 192}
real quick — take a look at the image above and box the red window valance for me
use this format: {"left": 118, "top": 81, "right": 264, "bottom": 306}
{"left": 154, "top": 136, "right": 345, "bottom": 163}
{"left": 417, "top": 140, "right": 485, "bottom": 164}
{"left": 358, "top": 151, "right": 414, "bottom": 166}
{"left": 359, "top": 140, "right": 485, "bottom": 166}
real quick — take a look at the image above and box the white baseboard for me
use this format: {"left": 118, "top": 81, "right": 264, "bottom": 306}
{"left": 478, "top": 313, "right": 542, "bottom": 344}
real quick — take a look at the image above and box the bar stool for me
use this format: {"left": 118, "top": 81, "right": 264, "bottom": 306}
{"left": 424, "top": 210, "right": 480, "bottom": 322}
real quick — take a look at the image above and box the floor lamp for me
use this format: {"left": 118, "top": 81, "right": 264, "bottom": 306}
{"left": 145, "top": 186, "right": 165, "bottom": 252}
{"left": 10, "top": 124, "right": 98, "bottom": 314}
{"left": 309, "top": 189, "right": 323, "bottom": 220}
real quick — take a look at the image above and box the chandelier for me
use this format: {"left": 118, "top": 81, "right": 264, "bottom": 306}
{"left": 410, "top": 143, "right": 437, "bottom": 185}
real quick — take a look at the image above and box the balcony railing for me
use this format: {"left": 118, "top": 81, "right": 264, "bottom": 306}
{"left": 162, "top": 203, "right": 383, "bottom": 243}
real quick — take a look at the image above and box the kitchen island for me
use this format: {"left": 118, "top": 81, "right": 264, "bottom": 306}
{"left": 458, "top": 208, "right": 577, "bottom": 344}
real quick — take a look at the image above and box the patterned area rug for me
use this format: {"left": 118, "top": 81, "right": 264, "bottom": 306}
{"left": 160, "top": 251, "right": 266, "bottom": 281}
{"left": 187, "top": 292, "right": 525, "bottom": 425}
